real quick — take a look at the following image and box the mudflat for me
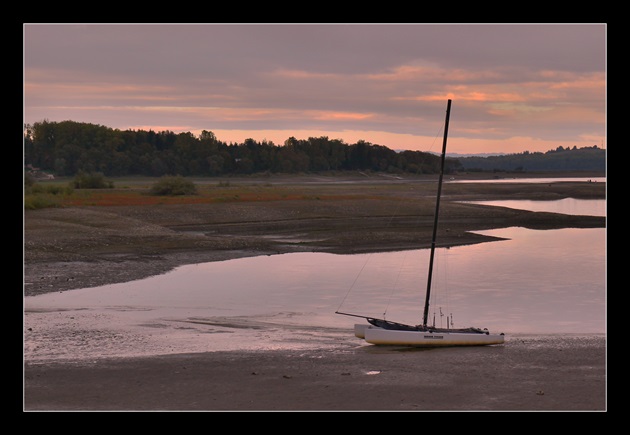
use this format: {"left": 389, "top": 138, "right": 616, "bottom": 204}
{"left": 23, "top": 173, "right": 606, "bottom": 411}
{"left": 24, "top": 335, "right": 605, "bottom": 411}
{"left": 24, "top": 173, "right": 605, "bottom": 297}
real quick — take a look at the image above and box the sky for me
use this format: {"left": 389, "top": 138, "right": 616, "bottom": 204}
{"left": 23, "top": 23, "right": 606, "bottom": 155}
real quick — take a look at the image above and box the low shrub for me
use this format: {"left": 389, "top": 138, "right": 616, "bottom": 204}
{"left": 24, "top": 194, "right": 62, "bottom": 210}
{"left": 31, "top": 184, "right": 74, "bottom": 195}
{"left": 150, "top": 175, "right": 197, "bottom": 196}
{"left": 71, "top": 171, "right": 114, "bottom": 189}
{"left": 24, "top": 176, "right": 75, "bottom": 209}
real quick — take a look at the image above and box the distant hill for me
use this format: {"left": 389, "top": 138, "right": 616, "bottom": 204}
{"left": 455, "top": 146, "right": 605, "bottom": 173}
{"left": 446, "top": 152, "right": 505, "bottom": 158}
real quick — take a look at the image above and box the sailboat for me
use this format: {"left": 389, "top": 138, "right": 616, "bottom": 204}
{"left": 336, "top": 99, "right": 505, "bottom": 347}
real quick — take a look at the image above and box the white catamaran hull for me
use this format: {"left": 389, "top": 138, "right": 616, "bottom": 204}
{"left": 363, "top": 326, "right": 504, "bottom": 347}
{"left": 354, "top": 323, "right": 369, "bottom": 339}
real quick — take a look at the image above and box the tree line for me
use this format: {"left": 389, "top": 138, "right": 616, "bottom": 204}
{"left": 23, "top": 120, "right": 453, "bottom": 177}
{"left": 457, "top": 146, "right": 605, "bottom": 172}
{"left": 23, "top": 120, "right": 605, "bottom": 177}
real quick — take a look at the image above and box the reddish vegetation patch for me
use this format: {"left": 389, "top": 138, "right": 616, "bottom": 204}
{"left": 61, "top": 191, "right": 368, "bottom": 207}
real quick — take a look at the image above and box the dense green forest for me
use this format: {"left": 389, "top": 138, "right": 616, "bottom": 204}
{"left": 23, "top": 120, "right": 605, "bottom": 178}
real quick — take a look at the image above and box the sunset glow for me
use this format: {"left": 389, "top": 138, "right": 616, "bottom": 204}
{"left": 23, "top": 23, "right": 606, "bottom": 155}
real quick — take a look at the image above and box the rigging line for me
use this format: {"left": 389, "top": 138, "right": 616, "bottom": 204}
{"left": 338, "top": 111, "right": 445, "bottom": 314}
{"left": 413, "top": 122, "right": 443, "bottom": 182}
{"left": 429, "top": 247, "right": 446, "bottom": 325}
{"left": 427, "top": 123, "right": 444, "bottom": 155}
{"left": 441, "top": 247, "right": 452, "bottom": 325}
{"left": 336, "top": 183, "right": 411, "bottom": 313}
{"left": 368, "top": 192, "right": 409, "bottom": 319}
{"left": 335, "top": 253, "right": 373, "bottom": 312}
{"left": 336, "top": 189, "right": 411, "bottom": 309}
{"left": 381, "top": 249, "right": 411, "bottom": 320}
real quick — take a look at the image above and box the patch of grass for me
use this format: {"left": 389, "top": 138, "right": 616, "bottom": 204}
{"left": 72, "top": 171, "right": 114, "bottom": 189}
{"left": 26, "top": 176, "right": 378, "bottom": 207}
{"left": 150, "top": 175, "right": 198, "bottom": 196}
{"left": 24, "top": 194, "right": 62, "bottom": 210}
{"left": 30, "top": 184, "right": 74, "bottom": 195}
{"left": 24, "top": 182, "right": 75, "bottom": 209}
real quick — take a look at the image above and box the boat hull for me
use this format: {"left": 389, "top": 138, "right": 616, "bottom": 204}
{"left": 362, "top": 326, "right": 504, "bottom": 347}
{"left": 354, "top": 323, "right": 369, "bottom": 339}
{"left": 342, "top": 102, "right": 505, "bottom": 349}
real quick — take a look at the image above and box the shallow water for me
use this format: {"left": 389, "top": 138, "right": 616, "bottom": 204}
{"left": 448, "top": 177, "right": 605, "bottom": 184}
{"left": 461, "top": 198, "right": 605, "bottom": 217}
{"left": 24, "top": 223, "right": 605, "bottom": 362}
{"left": 24, "top": 197, "right": 606, "bottom": 362}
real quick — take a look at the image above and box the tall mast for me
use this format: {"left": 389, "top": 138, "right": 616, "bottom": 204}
{"left": 422, "top": 99, "right": 452, "bottom": 327}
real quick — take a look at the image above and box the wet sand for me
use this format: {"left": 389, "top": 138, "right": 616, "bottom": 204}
{"left": 23, "top": 174, "right": 607, "bottom": 412}
{"left": 24, "top": 334, "right": 605, "bottom": 411}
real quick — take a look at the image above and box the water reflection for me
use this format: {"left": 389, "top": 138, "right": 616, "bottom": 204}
{"left": 24, "top": 225, "right": 605, "bottom": 361}
{"left": 24, "top": 198, "right": 606, "bottom": 360}
{"left": 448, "top": 177, "right": 605, "bottom": 184}
{"left": 339, "top": 227, "right": 604, "bottom": 333}
{"left": 461, "top": 198, "right": 605, "bottom": 217}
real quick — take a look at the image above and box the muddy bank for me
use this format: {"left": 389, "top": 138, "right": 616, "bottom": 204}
{"left": 23, "top": 174, "right": 607, "bottom": 412}
{"left": 24, "top": 175, "right": 605, "bottom": 296}
{"left": 24, "top": 334, "right": 606, "bottom": 411}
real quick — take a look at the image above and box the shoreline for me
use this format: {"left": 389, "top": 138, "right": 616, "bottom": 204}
{"left": 24, "top": 175, "right": 606, "bottom": 297}
{"left": 24, "top": 334, "right": 606, "bottom": 411}
{"left": 23, "top": 174, "right": 607, "bottom": 411}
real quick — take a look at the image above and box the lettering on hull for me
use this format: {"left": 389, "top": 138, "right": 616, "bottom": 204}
{"left": 364, "top": 332, "right": 505, "bottom": 346}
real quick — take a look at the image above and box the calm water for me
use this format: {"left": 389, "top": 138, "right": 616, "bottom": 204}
{"left": 448, "top": 177, "right": 605, "bottom": 184}
{"left": 24, "top": 198, "right": 606, "bottom": 361}
{"left": 461, "top": 198, "right": 605, "bottom": 217}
